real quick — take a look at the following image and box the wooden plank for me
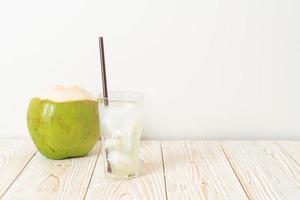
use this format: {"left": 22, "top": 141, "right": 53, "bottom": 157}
{"left": 276, "top": 141, "right": 300, "bottom": 164}
{"left": 161, "top": 141, "right": 248, "bottom": 200}
{"left": 222, "top": 141, "right": 300, "bottom": 200}
{"left": 1, "top": 141, "right": 101, "bottom": 200}
{"left": 0, "top": 140, "right": 36, "bottom": 198}
{"left": 85, "top": 141, "right": 166, "bottom": 200}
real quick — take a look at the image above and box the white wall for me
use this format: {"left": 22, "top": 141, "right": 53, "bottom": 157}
{"left": 1, "top": 0, "right": 300, "bottom": 139}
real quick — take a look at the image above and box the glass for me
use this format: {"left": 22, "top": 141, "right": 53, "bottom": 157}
{"left": 98, "top": 92, "right": 144, "bottom": 179}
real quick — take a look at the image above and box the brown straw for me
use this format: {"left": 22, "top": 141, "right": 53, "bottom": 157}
{"left": 99, "top": 37, "right": 109, "bottom": 106}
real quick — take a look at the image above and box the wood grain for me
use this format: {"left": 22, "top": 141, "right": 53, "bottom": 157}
{"left": 276, "top": 141, "right": 300, "bottom": 164}
{"left": 0, "top": 140, "right": 36, "bottom": 198}
{"left": 161, "top": 141, "right": 248, "bottom": 200}
{"left": 222, "top": 141, "right": 300, "bottom": 200}
{"left": 1, "top": 141, "right": 101, "bottom": 200}
{"left": 2, "top": 140, "right": 300, "bottom": 200}
{"left": 85, "top": 140, "right": 166, "bottom": 200}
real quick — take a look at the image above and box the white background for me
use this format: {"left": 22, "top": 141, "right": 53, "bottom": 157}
{"left": 0, "top": 0, "right": 299, "bottom": 139}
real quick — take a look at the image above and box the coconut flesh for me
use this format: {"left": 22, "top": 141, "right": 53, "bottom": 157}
{"left": 38, "top": 85, "right": 97, "bottom": 102}
{"left": 27, "top": 85, "right": 100, "bottom": 160}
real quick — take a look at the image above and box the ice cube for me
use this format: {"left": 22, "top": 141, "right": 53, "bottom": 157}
{"left": 105, "top": 138, "right": 120, "bottom": 148}
{"left": 107, "top": 150, "right": 132, "bottom": 166}
{"left": 100, "top": 101, "right": 142, "bottom": 138}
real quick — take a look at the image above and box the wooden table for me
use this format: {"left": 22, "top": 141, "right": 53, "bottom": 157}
{"left": 0, "top": 140, "right": 299, "bottom": 199}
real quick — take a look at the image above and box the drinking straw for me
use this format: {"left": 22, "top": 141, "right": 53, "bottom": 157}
{"left": 98, "top": 36, "right": 109, "bottom": 106}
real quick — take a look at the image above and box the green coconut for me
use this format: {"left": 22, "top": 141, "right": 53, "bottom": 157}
{"left": 27, "top": 85, "right": 100, "bottom": 159}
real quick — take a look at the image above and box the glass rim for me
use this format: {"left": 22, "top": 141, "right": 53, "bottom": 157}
{"left": 98, "top": 91, "right": 144, "bottom": 102}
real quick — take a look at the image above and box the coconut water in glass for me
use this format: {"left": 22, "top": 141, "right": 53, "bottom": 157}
{"left": 98, "top": 92, "right": 143, "bottom": 179}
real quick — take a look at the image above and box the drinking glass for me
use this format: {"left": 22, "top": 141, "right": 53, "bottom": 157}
{"left": 98, "top": 92, "right": 143, "bottom": 179}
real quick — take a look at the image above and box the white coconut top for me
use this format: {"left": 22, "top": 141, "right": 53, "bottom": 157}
{"left": 37, "top": 85, "right": 97, "bottom": 102}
